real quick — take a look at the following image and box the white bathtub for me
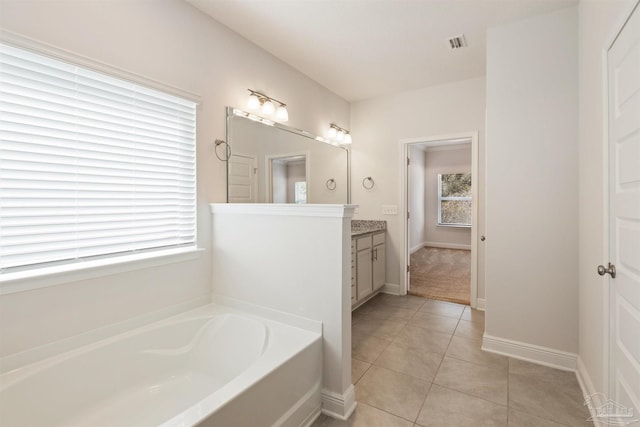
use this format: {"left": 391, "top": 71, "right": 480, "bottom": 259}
{"left": 0, "top": 304, "right": 323, "bottom": 427}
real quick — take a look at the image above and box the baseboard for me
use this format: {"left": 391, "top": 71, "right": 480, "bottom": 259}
{"left": 351, "top": 290, "right": 382, "bottom": 310}
{"left": 410, "top": 242, "right": 426, "bottom": 254}
{"left": 482, "top": 334, "right": 577, "bottom": 371}
{"left": 576, "top": 356, "right": 606, "bottom": 427}
{"left": 476, "top": 298, "right": 486, "bottom": 311}
{"left": 321, "top": 385, "right": 356, "bottom": 420}
{"left": 424, "top": 241, "right": 471, "bottom": 251}
{"left": 381, "top": 283, "right": 401, "bottom": 295}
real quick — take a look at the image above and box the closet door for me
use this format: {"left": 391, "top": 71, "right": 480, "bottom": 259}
{"left": 606, "top": 2, "right": 640, "bottom": 419}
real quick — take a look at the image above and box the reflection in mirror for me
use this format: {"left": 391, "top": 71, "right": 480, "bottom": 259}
{"left": 270, "top": 155, "right": 306, "bottom": 203}
{"left": 226, "top": 107, "right": 350, "bottom": 204}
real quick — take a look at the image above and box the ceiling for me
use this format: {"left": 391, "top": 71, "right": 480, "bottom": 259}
{"left": 185, "top": 0, "right": 576, "bottom": 102}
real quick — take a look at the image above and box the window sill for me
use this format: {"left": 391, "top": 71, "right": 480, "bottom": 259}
{"left": 0, "top": 247, "right": 205, "bottom": 296}
{"left": 437, "top": 223, "right": 471, "bottom": 229}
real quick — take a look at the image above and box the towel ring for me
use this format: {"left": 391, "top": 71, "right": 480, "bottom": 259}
{"left": 326, "top": 178, "right": 337, "bottom": 191}
{"left": 362, "top": 176, "right": 375, "bottom": 190}
{"left": 214, "top": 139, "right": 231, "bottom": 161}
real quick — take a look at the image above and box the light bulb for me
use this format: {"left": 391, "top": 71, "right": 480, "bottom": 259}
{"left": 247, "top": 94, "right": 260, "bottom": 110}
{"left": 328, "top": 126, "right": 337, "bottom": 139}
{"left": 276, "top": 105, "right": 289, "bottom": 122}
{"left": 262, "top": 100, "right": 275, "bottom": 115}
{"left": 343, "top": 133, "right": 352, "bottom": 144}
{"left": 336, "top": 130, "right": 345, "bottom": 141}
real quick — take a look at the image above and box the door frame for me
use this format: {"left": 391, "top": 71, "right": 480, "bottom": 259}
{"left": 265, "top": 151, "right": 309, "bottom": 203}
{"left": 399, "top": 131, "right": 479, "bottom": 308}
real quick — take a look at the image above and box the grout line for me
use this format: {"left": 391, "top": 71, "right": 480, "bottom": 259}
{"left": 435, "top": 383, "right": 509, "bottom": 408}
{"left": 413, "top": 381, "right": 434, "bottom": 425}
{"left": 355, "top": 400, "right": 422, "bottom": 425}
{"left": 353, "top": 360, "right": 373, "bottom": 385}
{"left": 367, "top": 352, "right": 443, "bottom": 384}
{"left": 443, "top": 353, "right": 507, "bottom": 372}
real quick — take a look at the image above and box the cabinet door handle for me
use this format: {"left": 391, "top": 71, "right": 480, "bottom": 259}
{"left": 373, "top": 248, "right": 378, "bottom": 261}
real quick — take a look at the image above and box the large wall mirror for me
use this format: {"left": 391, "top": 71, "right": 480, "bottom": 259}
{"left": 226, "top": 107, "right": 350, "bottom": 204}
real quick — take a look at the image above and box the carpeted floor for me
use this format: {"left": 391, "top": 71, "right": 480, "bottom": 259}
{"left": 409, "top": 246, "right": 470, "bottom": 305}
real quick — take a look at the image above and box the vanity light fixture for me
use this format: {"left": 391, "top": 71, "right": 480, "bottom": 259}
{"left": 261, "top": 99, "right": 275, "bottom": 115}
{"left": 247, "top": 93, "right": 260, "bottom": 110}
{"left": 276, "top": 105, "right": 289, "bottom": 122}
{"left": 327, "top": 126, "right": 337, "bottom": 139}
{"left": 327, "top": 123, "right": 351, "bottom": 145}
{"left": 246, "top": 89, "right": 288, "bottom": 122}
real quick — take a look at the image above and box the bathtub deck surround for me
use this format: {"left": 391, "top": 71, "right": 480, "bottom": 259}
{"left": 210, "top": 203, "right": 357, "bottom": 420}
{"left": 0, "top": 304, "right": 322, "bottom": 427}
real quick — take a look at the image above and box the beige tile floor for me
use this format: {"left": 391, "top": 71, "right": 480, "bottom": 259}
{"left": 312, "top": 294, "right": 592, "bottom": 427}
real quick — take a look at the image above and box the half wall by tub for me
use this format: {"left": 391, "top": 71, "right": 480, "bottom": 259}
{"left": 0, "top": 304, "right": 322, "bottom": 427}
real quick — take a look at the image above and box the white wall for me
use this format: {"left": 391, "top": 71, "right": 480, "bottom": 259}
{"left": 0, "top": 0, "right": 349, "bottom": 360}
{"left": 484, "top": 7, "right": 579, "bottom": 355}
{"left": 578, "top": 0, "right": 635, "bottom": 396}
{"left": 210, "top": 204, "right": 355, "bottom": 418}
{"left": 424, "top": 146, "right": 472, "bottom": 249}
{"left": 409, "top": 145, "right": 426, "bottom": 252}
{"left": 350, "top": 77, "right": 486, "bottom": 298}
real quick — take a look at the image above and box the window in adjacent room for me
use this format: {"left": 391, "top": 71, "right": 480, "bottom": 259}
{"left": 0, "top": 42, "right": 197, "bottom": 276}
{"left": 437, "top": 173, "right": 472, "bottom": 226}
{"left": 294, "top": 181, "right": 307, "bottom": 204}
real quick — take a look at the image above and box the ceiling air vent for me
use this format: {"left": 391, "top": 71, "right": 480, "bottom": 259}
{"left": 448, "top": 34, "right": 467, "bottom": 50}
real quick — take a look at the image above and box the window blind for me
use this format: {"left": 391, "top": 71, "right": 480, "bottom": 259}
{"left": 0, "top": 42, "right": 197, "bottom": 273}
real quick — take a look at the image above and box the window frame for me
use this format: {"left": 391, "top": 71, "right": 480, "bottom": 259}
{"left": 0, "top": 35, "right": 202, "bottom": 293}
{"left": 437, "top": 173, "right": 472, "bottom": 228}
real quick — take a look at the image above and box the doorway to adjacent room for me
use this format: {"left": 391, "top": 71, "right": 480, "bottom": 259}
{"left": 400, "top": 132, "right": 479, "bottom": 307}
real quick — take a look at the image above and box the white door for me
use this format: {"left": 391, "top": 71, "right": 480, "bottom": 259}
{"left": 607, "top": 2, "right": 640, "bottom": 422}
{"left": 228, "top": 153, "right": 257, "bottom": 203}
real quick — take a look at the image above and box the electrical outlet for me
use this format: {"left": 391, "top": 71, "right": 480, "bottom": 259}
{"left": 382, "top": 205, "right": 398, "bottom": 215}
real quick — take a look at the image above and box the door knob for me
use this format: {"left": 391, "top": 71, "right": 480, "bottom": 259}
{"left": 480, "top": 236, "right": 486, "bottom": 241}
{"left": 597, "top": 263, "right": 616, "bottom": 279}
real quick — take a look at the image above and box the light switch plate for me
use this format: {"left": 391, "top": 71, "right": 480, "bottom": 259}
{"left": 382, "top": 205, "right": 398, "bottom": 215}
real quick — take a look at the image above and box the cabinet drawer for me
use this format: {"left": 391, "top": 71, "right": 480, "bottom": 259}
{"left": 356, "top": 236, "right": 372, "bottom": 250}
{"left": 372, "top": 232, "right": 385, "bottom": 246}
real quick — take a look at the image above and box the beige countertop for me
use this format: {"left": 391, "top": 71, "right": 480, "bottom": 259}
{"left": 351, "top": 220, "right": 387, "bottom": 237}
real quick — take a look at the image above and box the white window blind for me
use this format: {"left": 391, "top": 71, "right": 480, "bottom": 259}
{"left": 0, "top": 42, "right": 197, "bottom": 274}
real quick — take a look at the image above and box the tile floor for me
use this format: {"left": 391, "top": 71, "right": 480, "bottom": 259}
{"left": 312, "top": 293, "right": 592, "bottom": 427}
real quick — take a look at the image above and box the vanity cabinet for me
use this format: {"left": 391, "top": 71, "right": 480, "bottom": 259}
{"left": 352, "top": 231, "right": 386, "bottom": 308}
{"left": 351, "top": 240, "right": 356, "bottom": 304}
{"left": 372, "top": 233, "right": 386, "bottom": 291}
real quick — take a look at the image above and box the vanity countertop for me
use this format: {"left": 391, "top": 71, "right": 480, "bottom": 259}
{"left": 351, "top": 220, "right": 387, "bottom": 237}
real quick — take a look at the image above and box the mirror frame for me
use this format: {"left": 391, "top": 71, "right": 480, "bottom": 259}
{"left": 225, "top": 106, "right": 351, "bottom": 204}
